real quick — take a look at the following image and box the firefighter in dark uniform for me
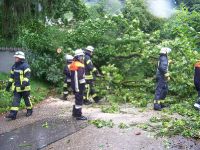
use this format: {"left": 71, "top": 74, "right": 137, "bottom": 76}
{"left": 70, "top": 49, "right": 87, "bottom": 120}
{"left": 83, "top": 46, "right": 101, "bottom": 105}
{"left": 154, "top": 47, "right": 171, "bottom": 111}
{"left": 194, "top": 60, "right": 200, "bottom": 110}
{"left": 62, "top": 54, "right": 73, "bottom": 100}
{"left": 5, "top": 51, "right": 32, "bottom": 120}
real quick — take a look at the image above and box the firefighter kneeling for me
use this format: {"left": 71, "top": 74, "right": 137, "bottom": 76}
{"left": 70, "top": 49, "right": 87, "bottom": 120}
{"left": 5, "top": 51, "right": 33, "bottom": 120}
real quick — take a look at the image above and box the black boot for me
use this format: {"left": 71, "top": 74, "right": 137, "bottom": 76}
{"left": 83, "top": 99, "right": 92, "bottom": 105}
{"left": 61, "top": 94, "right": 68, "bottom": 100}
{"left": 154, "top": 103, "right": 162, "bottom": 111}
{"left": 93, "top": 96, "right": 101, "bottom": 103}
{"left": 161, "top": 103, "right": 169, "bottom": 108}
{"left": 5, "top": 111, "right": 17, "bottom": 120}
{"left": 76, "top": 115, "right": 87, "bottom": 120}
{"left": 73, "top": 107, "right": 87, "bottom": 120}
{"left": 26, "top": 109, "right": 33, "bottom": 117}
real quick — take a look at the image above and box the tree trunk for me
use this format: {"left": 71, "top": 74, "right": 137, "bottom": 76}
{"left": 2, "top": 0, "right": 10, "bottom": 38}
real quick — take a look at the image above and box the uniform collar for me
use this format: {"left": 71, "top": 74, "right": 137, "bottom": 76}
{"left": 15, "top": 60, "right": 24, "bottom": 66}
{"left": 160, "top": 53, "right": 167, "bottom": 57}
{"left": 85, "top": 51, "right": 92, "bottom": 57}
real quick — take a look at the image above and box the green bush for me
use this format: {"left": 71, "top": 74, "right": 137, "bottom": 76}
{"left": 123, "top": 0, "right": 165, "bottom": 32}
{"left": 18, "top": 21, "right": 67, "bottom": 85}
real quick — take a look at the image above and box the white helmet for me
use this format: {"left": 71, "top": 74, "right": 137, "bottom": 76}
{"left": 14, "top": 51, "right": 25, "bottom": 59}
{"left": 85, "top": 46, "right": 94, "bottom": 52}
{"left": 65, "top": 54, "right": 73, "bottom": 61}
{"left": 74, "top": 49, "right": 84, "bottom": 56}
{"left": 160, "top": 47, "right": 171, "bottom": 54}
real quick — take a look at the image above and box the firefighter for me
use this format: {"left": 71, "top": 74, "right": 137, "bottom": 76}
{"left": 154, "top": 47, "right": 171, "bottom": 111}
{"left": 83, "top": 46, "right": 101, "bottom": 105}
{"left": 70, "top": 49, "right": 87, "bottom": 120}
{"left": 5, "top": 51, "right": 32, "bottom": 120}
{"left": 194, "top": 60, "right": 200, "bottom": 110}
{"left": 62, "top": 54, "right": 73, "bottom": 100}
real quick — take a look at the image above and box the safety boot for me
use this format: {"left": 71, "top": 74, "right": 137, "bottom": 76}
{"left": 93, "top": 96, "right": 101, "bottom": 103}
{"left": 154, "top": 103, "right": 162, "bottom": 111}
{"left": 83, "top": 99, "right": 92, "bottom": 105}
{"left": 73, "top": 107, "right": 87, "bottom": 120}
{"left": 76, "top": 115, "right": 87, "bottom": 120}
{"left": 61, "top": 94, "right": 68, "bottom": 100}
{"left": 26, "top": 109, "right": 33, "bottom": 117}
{"left": 161, "top": 103, "right": 169, "bottom": 108}
{"left": 5, "top": 111, "right": 17, "bottom": 120}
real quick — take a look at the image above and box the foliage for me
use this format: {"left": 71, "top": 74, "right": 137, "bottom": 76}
{"left": 118, "top": 122, "right": 129, "bottom": 129}
{"left": 42, "top": 122, "right": 49, "bottom": 128}
{"left": 123, "top": 0, "right": 165, "bottom": 32}
{"left": 0, "top": 0, "right": 88, "bottom": 42}
{"left": 18, "top": 144, "right": 32, "bottom": 148}
{"left": 1, "top": 0, "right": 200, "bottom": 139}
{"left": 18, "top": 21, "right": 66, "bottom": 85}
{"left": 157, "top": 100, "right": 200, "bottom": 138}
{"left": 18, "top": 21, "right": 67, "bottom": 53}
{"left": 26, "top": 52, "right": 64, "bottom": 85}
{"left": 176, "top": 0, "right": 200, "bottom": 11}
{"left": 86, "top": 0, "right": 123, "bottom": 18}
{"left": 146, "top": 106, "right": 200, "bottom": 139}
{"left": 101, "top": 102, "right": 120, "bottom": 113}
{"left": 161, "top": 7, "right": 200, "bottom": 48}
{"left": 89, "top": 119, "right": 114, "bottom": 128}
{"left": 45, "top": 0, "right": 88, "bottom": 20}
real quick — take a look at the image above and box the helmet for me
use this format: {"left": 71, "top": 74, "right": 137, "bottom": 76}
{"left": 74, "top": 49, "right": 84, "bottom": 56}
{"left": 65, "top": 54, "right": 73, "bottom": 61}
{"left": 85, "top": 46, "right": 94, "bottom": 52}
{"left": 160, "top": 47, "right": 171, "bottom": 54}
{"left": 14, "top": 51, "right": 25, "bottom": 59}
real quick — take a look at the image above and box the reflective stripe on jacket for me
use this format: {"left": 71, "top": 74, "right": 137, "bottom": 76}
{"left": 84, "top": 54, "right": 97, "bottom": 80}
{"left": 8, "top": 61, "right": 31, "bottom": 92}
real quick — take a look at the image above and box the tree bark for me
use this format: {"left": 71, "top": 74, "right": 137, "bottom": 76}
{"left": 2, "top": 0, "right": 10, "bottom": 38}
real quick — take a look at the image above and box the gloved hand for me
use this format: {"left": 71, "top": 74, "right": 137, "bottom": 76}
{"left": 6, "top": 85, "right": 10, "bottom": 92}
{"left": 96, "top": 73, "right": 102, "bottom": 77}
{"left": 21, "top": 85, "right": 25, "bottom": 90}
{"left": 5, "top": 82, "right": 12, "bottom": 92}
{"left": 168, "top": 59, "right": 173, "bottom": 64}
{"left": 166, "top": 76, "right": 170, "bottom": 81}
{"left": 164, "top": 73, "right": 170, "bottom": 81}
{"left": 21, "top": 82, "right": 26, "bottom": 90}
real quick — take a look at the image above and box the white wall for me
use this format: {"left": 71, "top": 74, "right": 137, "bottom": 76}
{"left": 0, "top": 51, "right": 15, "bottom": 73}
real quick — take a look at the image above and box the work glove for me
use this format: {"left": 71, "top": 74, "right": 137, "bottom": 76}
{"left": 5, "top": 82, "right": 12, "bottom": 92}
{"left": 164, "top": 73, "right": 170, "bottom": 81}
{"left": 6, "top": 85, "right": 10, "bottom": 92}
{"left": 96, "top": 73, "right": 102, "bottom": 77}
{"left": 21, "top": 85, "right": 25, "bottom": 90}
{"left": 95, "top": 69, "right": 102, "bottom": 77}
{"left": 168, "top": 59, "right": 173, "bottom": 64}
{"left": 21, "top": 81, "right": 26, "bottom": 90}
